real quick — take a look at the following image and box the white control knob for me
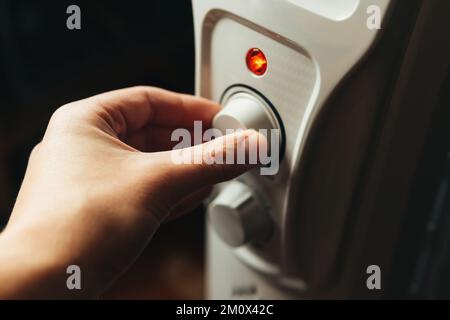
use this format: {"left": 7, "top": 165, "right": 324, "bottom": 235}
{"left": 208, "top": 181, "right": 273, "bottom": 247}
{"left": 213, "top": 92, "right": 281, "bottom": 139}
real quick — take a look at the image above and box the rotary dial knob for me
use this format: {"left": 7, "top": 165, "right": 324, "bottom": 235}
{"left": 213, "top": 91, "right": 281, "bottom": 138}
{"left": 208, "top": 181, "right": 272, "bottom": 247}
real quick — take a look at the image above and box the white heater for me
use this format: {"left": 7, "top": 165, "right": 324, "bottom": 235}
{"left": 192, "top": 0, "right": 393, "bottom": 299}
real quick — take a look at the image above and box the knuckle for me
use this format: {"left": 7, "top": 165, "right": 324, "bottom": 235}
{"left": 28, "top": 142, "right": 43, "bottom": 162}
{"left": 48, "top": 104, "right": 75, "bottom": 126}
{"left": 30, "top": 143, "right": 41, "bottom": 156}
{"left": 47, "top": 103, "right": 90, "bottom": 133}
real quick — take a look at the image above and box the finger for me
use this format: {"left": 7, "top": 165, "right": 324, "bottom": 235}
{"left": 152, "top": 129, "right": 268, "bottom": 201}
{"left": 85, "top": 86, "right": 220, "bottom": 137}
{"left": 126, "top": 126, "right": 196, "bottom": 152}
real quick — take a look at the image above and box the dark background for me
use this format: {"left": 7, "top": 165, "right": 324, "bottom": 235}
{"left": 1, "top": 0, "right": 449, "bottom": 300}
{"left": 0, "top": 0, "right": 204, "bottom": 298}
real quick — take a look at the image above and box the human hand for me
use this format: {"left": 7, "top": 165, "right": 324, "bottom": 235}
{"left": 0, "top": 86, "right": 265, "bottom": 298}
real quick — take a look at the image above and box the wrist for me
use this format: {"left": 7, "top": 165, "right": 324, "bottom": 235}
{"left": 0, "top": 224, "right": 81, "bottom": 299}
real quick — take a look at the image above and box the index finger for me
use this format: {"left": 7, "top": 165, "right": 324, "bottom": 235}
{"left": 88, "top": 86, "right": 220, "bottom": 132}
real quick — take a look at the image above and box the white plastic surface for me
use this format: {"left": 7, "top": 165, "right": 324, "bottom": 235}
{"left": 287, "top": 0, "right": 360, "bottom": 21}
{"left": 193, "top": 0, "right": 392, "bottom": 299}
{"left": 213, "top": 92, "right": 278, "bottom": 133}
{"left": 208, "top": 181, "right": 272, "bottom": 248}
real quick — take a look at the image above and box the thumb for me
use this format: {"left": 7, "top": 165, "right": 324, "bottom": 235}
{"left": 161, "top": 129, "right": 267, "bottom": 199}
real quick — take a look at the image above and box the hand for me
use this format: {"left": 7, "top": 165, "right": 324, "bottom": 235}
{"left": 0, "top": 86, "right": 265, "bottom": 298}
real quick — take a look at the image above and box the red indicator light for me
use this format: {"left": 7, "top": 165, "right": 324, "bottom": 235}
{"left": 246, "top": 48, "right": 268, "bottom": 76}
